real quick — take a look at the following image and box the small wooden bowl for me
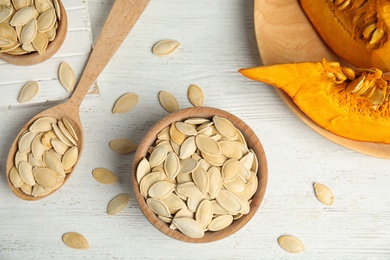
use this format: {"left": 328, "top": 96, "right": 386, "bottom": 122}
{"left": 132, "top": 107, "right": 268, "bottom": 243}
{"left": 0, "top": 0, "right": 67, "bottom": 66}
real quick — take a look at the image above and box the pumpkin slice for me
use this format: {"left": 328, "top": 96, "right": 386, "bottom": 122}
{"left": 300, "top": 0, "right": 390, "bottom": 71}
{"left": 239, "top": 59, "right": 390, "bottom": 144}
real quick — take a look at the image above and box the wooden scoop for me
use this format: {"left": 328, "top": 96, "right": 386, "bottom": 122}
{"left": 5, "top": 0, "right": 150, "bottom": 200}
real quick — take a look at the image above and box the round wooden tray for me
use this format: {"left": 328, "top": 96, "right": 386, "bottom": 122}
{"left": 254, "top": 0, "right": 390, "bottom": 159}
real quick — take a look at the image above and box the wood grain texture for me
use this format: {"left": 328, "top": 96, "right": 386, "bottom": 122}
{"left": 132, "top": 107, "right": 267, "bottom": 243}
{"left": 0, "top": 0, "right": 390, "bottom": 259}
{"left": 255, "top": 0, "right": 390, "bottom": 159}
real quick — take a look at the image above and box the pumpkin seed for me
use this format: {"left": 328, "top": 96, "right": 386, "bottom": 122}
{"left": 62, "top": 118, "right": 78, "bottom": 141}
{"left": 33, "top": 167, "right": 63, "bottom": 190}
{"left": 32, "top": 183, "right": 51, "bottom": 197}
{"left": 152, "top": 39, "right": 180, "bottom": 57}
{"left": 221, "top": 159, "right": 240, "bottom": 181}
{"left": 164, "top": 152, "right": 180, "bottom": 179}
{"left": 216, "top": 189, "right": 242, "bottom": 214}
{"left": 172, "top": 217, "right": 204, "bottom": 238}
{"left": 34, "top": 0, "right": 53, "bottom": 13}
{"left": 52, "top": 122, "right": 72, "bottom": 146}
{"left": 179, "top": 157, "right": 198, "bottom": 174}
{"left": 146, "top": 198, "right": 171, "bottom": 218}
{"left": 43, "top": 151, "right": 65, "bottom": 177}
{"left": 112, "top": 92, "right": 139, "bottom": 114}
{"left": 10, "top": 6, "right": 35, "bottom": 26}
{"left": 195, "top": 134, "right": 221, "bottom": 156}
{"left": 158, "top": 90, "right": 179, "bottom": 112}
{"left": 148, "top": 180, "right": 176, "bottom": 199}
{"left": 179, "top": 136, "right": 196, "bottom": 159}
{"left": 92, "top": 168, "right": 118, "bottom": 184}
{"left": 160, "top": 193, "right": 186, "bottom": 214}
{"left": 313, "top": 182, "right": 334, "bottom": 206}
{"left": 136, "top": 158, "right": 151, "bottom": 183}
{"left": 41, "top": 130, "right": 56, "bottom": 148}
{"left": 139, "top": 172, "right": 165, "bottom": 197}
{"left": 20, "top": 183, "right": 32, "bottom": 195}
{"left": 29, "top": 116, "right": 56, "bottom": 132}
{"left": 109, "top": 138, "right": 137, "bottom": 154}
{"left": 57, "top": 120, "right": 77, "bottom": 146}
{"left": 18, "top": 161, "right": 35, "bottom": 186}
{"left": 9, "top": 166, "right": 23, "bottom": 188}
{"left": 62, "top": 232, "right": 89, "bottom": 250}
{"left": 195, "top": 199, "right": 212, "bottom": 229}
{"left": 192, "top": 167, "right": 208, "bottom": 194}
{"left": 107, "top": 193, "right": 130, "bottom": 215}
{"left": 17, "top": 81, "right": 39, "bottom": 103}
{"left": 14, "top": 151, "right": 27, "bottom": 168}
{"left": 20, "top": 18, "right": 37, "bottom": 44}
{"left": 62, "top": 146, "right": 78, "bottom": 171}
{"left": 213, "top": 116, "right": 237, "bottom": 139}
{"left": 169, "top": 122, "right": 187, "bottom": 145}
{"left": 51, "top": 138, "right": 69, "bottom": 155}
{"left": 32, "top": 31, "right": 48, "bottom": 54}
{"left": 0, "top": 5, "right": 13, "bottom": 23}
{"left": 207, "top": 167, "right": 222, "bottom": 199}
{"left": 18, "top": 130, "right": 36, "bottom": 153}
{"left": 175, "top": 122, "right": 197, "bottom": 136}
{"left": 176, "top": 182, "right": 204, "bottom": 198}
{"left": 187, "top": 84, "right": 204, "bottom": 107}
{"left": 277, "top": 235, "right": 305, "bottom": 254}
{"left": 37, "top": 7, "right": 55, "bottom": 32}
{"left": 59, "top": 62, "right": 75, "bottom": 93}
{"left": 207, "top": 214, "right": 233, "bottom": 231}
{"left": 0, "top": 23, "right": 17, "bottom": 46}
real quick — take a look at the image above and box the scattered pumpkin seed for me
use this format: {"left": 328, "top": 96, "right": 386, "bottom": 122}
{"left": 106, "top": 193, "right": 130, "bottom": 215}
{"left": 18, "top": 81, "right": 39, "bottom": 103}
{"left": 187, "top": 84, "right": 204, "bottom": 107}
{"left": 313, "top": 182, "right": 334, "bottom": 206}
{"left": 59, "top": 62, "right": 75, "bottom": 93}
{"left": 112, "top": 92, "right": 139, "bottom": 114}
{"left": 109, "top": 138, "right": 137, "bottom": 154}
{"left": 152, "top": 39, "right": 180, "bottom": 57}
{"left": 92, "top": 167, "right": 118, "bottom": 184}
{"left": 278, "top": 235, "right": 305, "bottom": 254}
{"left": 158, "top": 90, "right": 179, "bottom": 112}
{"left": 62, "top": 232, "right": 89, "bottom": 250}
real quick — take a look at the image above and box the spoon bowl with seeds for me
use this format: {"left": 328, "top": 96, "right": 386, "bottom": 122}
{"left": 5, "top": 0, "right": 150, "bottom": 200}
{"left": 132, "top": 107, "right": 268, "bottom": 243}
{"left": 0, "top": 0, "right": 67, "bottom": 66}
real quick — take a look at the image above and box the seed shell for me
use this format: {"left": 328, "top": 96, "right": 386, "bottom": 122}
{"left": 187, "top": 84, "right": 204, "bottom": 107}
{"left": 62, "top": 232, "right": 90, "bottom": 250}
{"left": 136, "top": 158, "right": 151, "bottom": 183}
{"left": 107, "top": 193, "right": 130, "bottom": 215}
{"left": 172, "top": 217, "right": 204, "bottom": 238}
{"left": 313, "top": 182, "right": 334, "bottom": 206}
{"left": 112, "top": 92, "right": 139, "bottom": 114}
{"left": 278, "top": 235, "right": 305, "bottom": 254}
{"left": 152, "top": 39, "right": 180, "bottom": 57}
{"left": 109, "top": 138, "right": 137, "bottom": 154}
{"left": 9, "top": 166, "right": 23, "bottom": 188}
{"left": 59, "top": 62, "right": 75, "bottom": 92}
{"left": 207, "top": 214, "right": 233, "bottom": 231}
{"left": 92, "top": 168, "right": 118, "bottom": 184}
{"left": 158, "top": 90, "right": 179, "bottom": 112}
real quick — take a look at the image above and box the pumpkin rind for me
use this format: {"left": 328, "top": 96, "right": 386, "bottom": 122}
{"left": 300, "top": 0, "right": 390, "bottom": 71}
{"left": 239, "top": 59, "right": 390, "bottom": 144}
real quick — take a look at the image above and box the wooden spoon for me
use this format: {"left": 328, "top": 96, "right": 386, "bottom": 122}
{"left": 0, "top": 0, "right": 68, "bottom": 66}
{"left": 6, "top": 0, "right": 150, "bottom": 200}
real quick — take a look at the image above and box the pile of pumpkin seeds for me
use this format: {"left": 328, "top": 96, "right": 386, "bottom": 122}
{"left": 9, "top": 116, "right": 79, "bottom": 197}
{"left": 0, "top": 0, "right": 61, "bottom": 55}
{"left": 136, "top": 115, "right": 259, "bottom": 238}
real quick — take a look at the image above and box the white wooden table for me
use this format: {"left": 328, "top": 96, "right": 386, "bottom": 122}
{"left": 1, "top": 0, "right": 390, "bottom": 259}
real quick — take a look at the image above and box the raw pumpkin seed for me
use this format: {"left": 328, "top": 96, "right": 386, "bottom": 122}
{"left": 136, "top": 116, "right": 259, "bottom": 238}
{"left": 59, "top": 62, "right": 75, "bottom": 93}
{"left": 152, "top": 39, "right": 180, "bottom": 57}
{"left": 112, "top": 92, "right": 139, "bottom": 114}
{"left": 17, "top": 81, "right": 39, "bottom": 103}
{"left": 20, "top": 18, "right": 37, "bottom": 44}
{"left": 62, "top": 232, "right": 89, "bottom": 250}
{"left": 277, "top": 235, "right": 305, "bottom": 254}
{"left": 10, "top": 6, "right": 35, "bottom": 26}
{"left": 313, "top": 182, "right": 334, "bottom": 206}
{"left": 187, "top": 84, "right": 204, "bottom": 107}
{"left": 92, "top": 167, "right": 118, "bottom": 184}
{"left": 158, "top": 90, "right": 179, "bottom": 112}
{"left": 107, "top": 193, "right": 130, "bottom": 215}
{"left": 109, "top": 138, "right": 137, "bottom": 154}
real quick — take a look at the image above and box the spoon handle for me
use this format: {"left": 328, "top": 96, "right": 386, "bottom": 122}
{"left": 69, "top": 0, "right": 150, "bottom": 107}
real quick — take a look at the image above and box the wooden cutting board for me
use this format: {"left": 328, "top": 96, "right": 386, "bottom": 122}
{"left": 254, "top": 0, "right": 390, "bottom": 159}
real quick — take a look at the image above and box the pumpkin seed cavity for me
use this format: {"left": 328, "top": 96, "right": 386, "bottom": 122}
{"left": 135, "top": 116, "right": 259, "bottom": 238}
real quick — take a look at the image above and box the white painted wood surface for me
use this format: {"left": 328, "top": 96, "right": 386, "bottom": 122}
{"left": 1, "top": 0, "right": 390, "bottom": 259}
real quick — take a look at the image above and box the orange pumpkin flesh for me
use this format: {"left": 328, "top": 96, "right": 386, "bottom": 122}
{"left": 300, "top": 0, "right": 390, "bottom": 71}
{"left": 239, "top": 59, "right": 390, "bottom": 144}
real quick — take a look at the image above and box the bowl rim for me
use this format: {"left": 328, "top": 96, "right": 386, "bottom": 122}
{"left": 132, "top": 106, "right": 268, "bottom": 243}
{"left": 0, "top": 0, "right": 68, "bottom": 66}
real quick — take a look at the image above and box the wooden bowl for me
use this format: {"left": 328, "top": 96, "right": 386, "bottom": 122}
{"left": 132, "top": 107, "right": 268, "bottom": 243}
{"left": 0, "top": 0, "right": 67, "bottom": 66}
